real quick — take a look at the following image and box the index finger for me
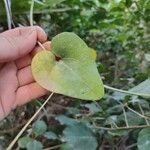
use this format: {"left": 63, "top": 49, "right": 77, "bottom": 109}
{"left": 0, "top": 26, "right": 47, "bottom": 62}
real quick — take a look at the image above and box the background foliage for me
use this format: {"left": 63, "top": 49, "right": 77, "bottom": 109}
{"left": 0, "top": 0, "right": 150, "bottom": 149}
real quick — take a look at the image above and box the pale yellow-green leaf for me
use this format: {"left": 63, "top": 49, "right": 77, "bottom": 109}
{"left": 31, "top": 32, "right": 104, "bottom": 100}
{"left": 89, "top": 48, "right": 97, "bottom": 61}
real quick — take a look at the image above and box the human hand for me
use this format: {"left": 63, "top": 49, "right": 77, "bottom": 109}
{"left": 0, "top": 26, "right": 50, "bottom": 120}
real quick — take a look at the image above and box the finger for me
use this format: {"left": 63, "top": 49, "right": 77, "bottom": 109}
{"left": 14, "top": 82, "right": 48, "bottom": 107}
{"left": 0, "top": 63, "right": 4, "bottom": 70}
{"left": 35, "top": 26, "right": 48, "bottom": 43}
{"left": 0, "top": 62, "right": 17, "bottom": 120}
{"left": 15, "top": 54, "right": 31, "bottom": 69}
{"left": 1, "top": 26, "right": 47, "bottom": 43}
{"left": 17, "top": 66, "right": 34, "bottom": 86}
{"left": 31, "top": 41, "right": 51, "bottom": 58}
{"left": 0, "top": 26, "right": 47, "bottom": 62}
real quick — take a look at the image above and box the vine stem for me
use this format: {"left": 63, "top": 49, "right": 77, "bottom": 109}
{"left": 30, "top": 0, "right": 34, "bottom": 26}
{"left": 104, "top": 85, "right": 150, "bottom": 97}
{"left": 3, "top": 0, "right": 12, "bottom": 29}
{"left": 30, "top": 0, "right": 47, "bottom": 51}
{"left": 6, "top": 93, "right": 54, "bottom": 150}
{"left": 122, "top": 106, "right": 129, "bottom": 127}
{"left": 37, "top": 41, "right": 47, "bottom": 50}
{"left": 125, "top": 104, "right": 150, "bottom": 120}
{"left": 43, "top": 143, "right": 65, "bottom": 150}
{"left": 138, "top": 103, "right": 150, "bottom": 125}
{"left": 93, "top": 124, "right": 150, "bottom": 131}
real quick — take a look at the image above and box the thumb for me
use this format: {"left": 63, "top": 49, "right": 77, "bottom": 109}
{"left": 0, "top": 26, "right": 47, "bottom": 62}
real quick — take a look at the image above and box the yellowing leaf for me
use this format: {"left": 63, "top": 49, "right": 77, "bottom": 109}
{"left": 89, "top": 48, "right": 97, "bottom": 61}
{"left": 31, "top": 32, "right": 104, "bottom": 100}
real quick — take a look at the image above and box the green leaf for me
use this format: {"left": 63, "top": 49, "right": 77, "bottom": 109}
{"left": 130, "top": 79, "right": 150, "bottom": 95}
{"left": 32, "top": 120, "right": 47, "bottom": 136}
{"left": 118, "top": 112, "right": 144, "bottom": 126}
{"left": 27, "top": 140, "right": 43, "bottom": 150}
{"left": 44, "top": 131, "right": 58, "bottom": 140}
{"left": 128, "top": 112, "right": 142, "bottom": 126}
{"left": 89, "top": 48, "right": 97, "bottom": 61}
{"left": 126, "top": 0, "right": 132, "bottom": 7}
{"left": 61, "top": 122, "right": 98, "bottom": 150}
{"left": 31, "top": 32, "right": 104, "bottom": 100}
{"left": 107, "top": 105, "right": 123, "bottom": 114}
{"left": 18, "top": 136, "right": 32, "bottom": 148}
{"left": 56, "top": 115, "right": 76, "bottom": 125}
{"left": 84, "top": 103, "right": 102, "bottom": 113}
{"left": 61, "top": 143, "right": 73, "bottom": 150}
{"left": 137, "top": 128, "right": 150, "bottom": 150}
{"left": 113, "top": 78, "right": 150, "bottom": 100}
{"left": 46, "top": 0, "right": 66, "bottom": 6}
{"left": 67, "top": 107, "right": 80, "bottom": 115}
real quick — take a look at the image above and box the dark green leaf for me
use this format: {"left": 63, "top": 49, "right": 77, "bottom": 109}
{"left": 56, "top": 115, "right": 76, "bottom": 125}
{"left": 126, "top": 0, "right": 132, "bottom": 7}
{"left": 62, "top": 122, "right": 98, "bottom": 150}
{"left": 84, "top": 103, "right": 102, "bottom": 113}
{"left": 27, "top": 140, "right": 43, "bottom": 150}
{"left": 137, "top": 128, "right": 150, "bottom": 150}
{"left": 44, "top": 131, "right": 58, "bottom": 140}
{"left": 32, "top": 120, "right": 47, "bottom": 136}
{"left": 18, "top": 136, "right": 32, "bottom": 148}
{"left": 118, "top": 112, "right": 144, "bottom": 126}
{"left": 67, "top": 107, "right": 80, "bottom": 115}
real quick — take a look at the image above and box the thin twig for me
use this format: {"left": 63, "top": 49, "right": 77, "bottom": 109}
{"left": 122, "top": 106, "right": 129, "bottom": 127}
{"left": 127, "top": 143, "right": 137, "bottom": 149}
{"left": 125, "top": 104, "right": 150, "bottom": 120}
{"left": 37, "top": 41, "right": 46, "bottom": 50}
{"left": 6, "top": 93, "right": 54, "bottom": 150}
{"left": 43, "top": 143, "right": 64, "bottom": 150}
{"left": 30, "top": 0, "right": 34, "bottom": 26}
{"left": 93, "top": 125, "right": 150, "bottom": 131}
{"left": 3, "top": 0, "right": 12, "bottom": 29}
{"left": 30, "top": 0, "right": 47, "bottom": 51}
{"left": 138, "top": 103, "right": 150, "bottom": 125}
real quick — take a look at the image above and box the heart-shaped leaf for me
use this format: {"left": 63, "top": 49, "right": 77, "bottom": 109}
{"left": 61, "top": 122, "right": 98, "bottom": 150}
{"left": 31, "top": 32, "right": 104, "bottom": 100}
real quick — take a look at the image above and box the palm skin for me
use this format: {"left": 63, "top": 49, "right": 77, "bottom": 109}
{"left": 0, "top": 26, "right": 50, "bottom": 120}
